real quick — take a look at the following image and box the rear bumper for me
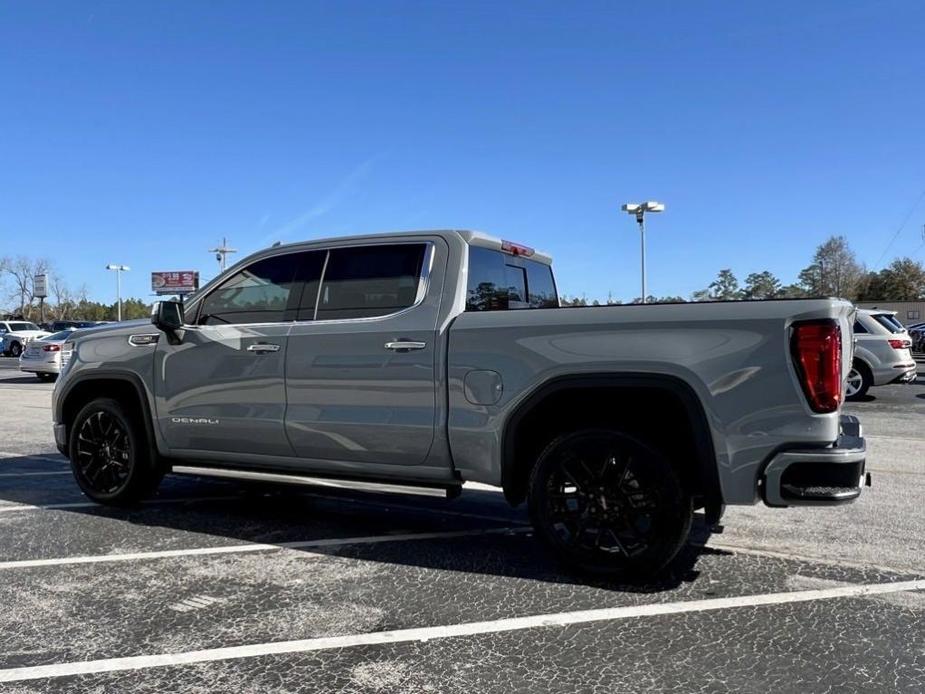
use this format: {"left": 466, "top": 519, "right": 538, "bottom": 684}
{"left": 19, "top": 360, "right": 60, "bottom": 374}
{"left": 888, "top": 366, "right": 917, "bottom": 384}
{"left": 873, "top": 362, "right": 916, "bottom": 385}
{"left": 762, "top": 415, "right": 868, "bottom": 507}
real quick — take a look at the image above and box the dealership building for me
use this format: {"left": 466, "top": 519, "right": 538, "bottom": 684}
{"left": 856, "top": 301, "right": 925, "bottom": 325}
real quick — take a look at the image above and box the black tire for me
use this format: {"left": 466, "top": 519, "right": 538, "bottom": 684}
{"left": 528, "top": 428, "right": 692, "bottom": 579}
{"left": 68, "top": 397, "right": 163, "bottom": 505}
{"left": 845, "top": 361, "right": 872, "bottom": 401}
{"left": 36, "top": 372, "right": 56, "bottom": 382}
{"left": 9, "top": 342, "right": 22, "bottom": 358}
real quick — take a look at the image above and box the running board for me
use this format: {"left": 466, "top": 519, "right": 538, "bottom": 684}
{"left": 170, "top": 465, "right": 461, "bottom": 499}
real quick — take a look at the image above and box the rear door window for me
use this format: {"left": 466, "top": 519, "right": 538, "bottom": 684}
{"left": 314, "top": 244, "right": 427, "bottom": 321}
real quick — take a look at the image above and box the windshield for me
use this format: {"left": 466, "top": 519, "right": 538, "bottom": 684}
{"left": 9, "top": 322, "right": 39, "bottom": 332}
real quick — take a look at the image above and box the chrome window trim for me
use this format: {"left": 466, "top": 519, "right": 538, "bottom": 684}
{"left": 304, "top": 241, "right": 435, "bottom": 326}
{"left": 181, "top": 241, "right": 436, "bottom": 331}
{"left": 311, "top": 250, "right": 331, "bottom": 321}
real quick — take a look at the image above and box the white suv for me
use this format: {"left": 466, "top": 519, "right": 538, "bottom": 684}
{"left": 847, "top": 309, "right": 917, "bottom": 399}
{"left": 0, "top": 321, "right": 51, "bottom": 358}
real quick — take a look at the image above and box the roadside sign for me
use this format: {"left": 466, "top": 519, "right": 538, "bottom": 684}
{"left": 33, "top": 273, "right": 48, "bottom": 299}
{"left": 151, "top": 271, "right": 199, "bottom": 295}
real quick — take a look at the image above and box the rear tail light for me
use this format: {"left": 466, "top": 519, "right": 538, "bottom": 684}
{"left": 60, "top": 341, "right": 75, "bottom": 372}
{"left": 42, "top": 344, "right": 61, "bottom": 352}
{"left": 790, "top": 320, "right": 842, "bottom": 413}
{"left": 888, "top": 339, "right": 911, "bottom": 349}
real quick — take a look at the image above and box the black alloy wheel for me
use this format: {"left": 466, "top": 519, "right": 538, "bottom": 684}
{"left": 528, "top": 429, "right": 692, "bottom": 578}
{"left": 75, "top": 410, "right": 132, "bottom": 495}
{"left": 68, "top": 397, "right": 163, "bottom": 505}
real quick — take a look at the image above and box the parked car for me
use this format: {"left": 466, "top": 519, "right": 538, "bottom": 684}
{"left": 52, "top": 230, "right": 868, "bottom": 578}
{"left": 0, "top": 321, "right": 51, "bottom": 358}
{"left": 903, "top": 322, "right": 925, "bottom": 354}
{"left": 18, "top": 328, "right": 77, "bottom": 381}
{"left": 47, "top": 320, "right": 106, "bottom": 331}
{"left": 846, "top": 309, "right": 917, "bottom": 399}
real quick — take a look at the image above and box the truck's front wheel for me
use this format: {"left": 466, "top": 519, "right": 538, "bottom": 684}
{"left": 68, "top": 397, "right": 163, "bottom": 505}
{"left": 528, "top": 429, "right": 692, "bottom": 579}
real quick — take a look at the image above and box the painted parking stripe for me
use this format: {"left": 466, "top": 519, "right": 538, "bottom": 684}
{"left": 0, "top": 526, "right": 528, "bottom": 570}
{"left": 0, "top": 495, "right": 243, "bottom": 514}
{"left": 0, "top": 451, "right": 67, "bottom": 464}
{"left": 1, "top": 579, "right": 921, "bottom": 683}
{"left": 0, "top": 471, "right": 71, "bottom": 478}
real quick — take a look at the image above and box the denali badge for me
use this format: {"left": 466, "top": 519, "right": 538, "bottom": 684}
{"left": 171, "top": 417, "right": 220, "bottom": 425}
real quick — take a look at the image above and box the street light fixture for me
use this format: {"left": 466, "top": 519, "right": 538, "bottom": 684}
{"left": 621, "top": 201, "right": 665, "bottom": 303}
{"left": 105, "top": 264, "right": 130, "bottom": 321}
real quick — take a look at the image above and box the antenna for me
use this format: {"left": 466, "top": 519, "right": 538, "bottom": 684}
{"left": 208, "top": 237, "right": 238, "bottom": 274}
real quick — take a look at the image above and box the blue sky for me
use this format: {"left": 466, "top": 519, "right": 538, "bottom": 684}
{"left": 2, "top": 1, "right": 924, "bottom": 304}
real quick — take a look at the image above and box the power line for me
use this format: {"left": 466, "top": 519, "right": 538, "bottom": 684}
{"left": 873, "top": 187, "right": 925, "bottom": 269}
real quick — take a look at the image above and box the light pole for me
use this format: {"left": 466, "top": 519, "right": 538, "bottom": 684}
{"left": 105, "top": 264, "right": 130, "bottom": 321}
{"left": 621, "top": 201, "right": 665, "bottom": 303}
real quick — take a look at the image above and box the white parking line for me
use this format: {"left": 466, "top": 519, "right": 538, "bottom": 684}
{"left": 0, "top": 526, "right": 529, "bottom": 570}
{"left": 1, "top": 578, "right": 921, "bottom": 683}
{"left": 0, "top": 495, "right": 242, "bottom": 514}
{"left": 0, "top": 471, "right": 70, "bottom": 478}
{"left": 0, "top": 451, "right": 67, "bottom": 464}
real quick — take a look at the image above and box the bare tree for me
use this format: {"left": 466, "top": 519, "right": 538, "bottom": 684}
{"left": 5, "top": 256, "right": 51, "bottom": 319}
{"left": 0, "top": 256, "right": 10, "bottom": 315}
{"left": 51, "top": 273, "right": 76, "bottom": 319}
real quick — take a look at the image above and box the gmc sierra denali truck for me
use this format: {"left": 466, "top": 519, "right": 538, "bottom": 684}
{"left": 52, "top": 230, "right": 868, "bottom": 577}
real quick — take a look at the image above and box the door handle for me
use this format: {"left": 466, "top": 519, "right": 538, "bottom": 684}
{"left": 247, "top": 343, "right": 281, "bottom": 353}
{"left": 384, "top": 341, "right": 427, "bottom": 351}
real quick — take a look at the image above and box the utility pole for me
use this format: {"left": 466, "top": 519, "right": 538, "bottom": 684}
{"left": 208, "top": 237, "right": 238, "bottom": 274}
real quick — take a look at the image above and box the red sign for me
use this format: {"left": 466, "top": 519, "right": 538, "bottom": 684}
{"left": 151, "top": 271, "right": 199, "bottom": 295}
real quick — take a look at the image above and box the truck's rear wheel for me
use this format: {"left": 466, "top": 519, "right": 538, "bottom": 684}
{"left": 528, "top": 429, "right": 692, "bottom": 579}
{"left": 68, "top": 397, "right": 163, "bottom": 505}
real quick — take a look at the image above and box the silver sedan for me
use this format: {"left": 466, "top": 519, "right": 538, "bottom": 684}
{"left": 18, "top": 328, "right": 77, "bottom": 382}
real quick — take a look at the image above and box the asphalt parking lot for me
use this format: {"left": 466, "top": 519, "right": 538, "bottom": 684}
{"left": 0, "top": 357, "right": 923, "bottom": 693}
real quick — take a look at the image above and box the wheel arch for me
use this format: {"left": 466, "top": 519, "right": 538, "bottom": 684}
{"left": 500, "top": 373, "right": 722, "bottom": 512}
{"left": 58, "top": 371, "right": 159, "bottom": 461}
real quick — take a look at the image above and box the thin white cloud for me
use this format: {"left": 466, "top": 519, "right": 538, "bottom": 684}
{"left": 263, "top": 155, "right": 380, "bottom": 244}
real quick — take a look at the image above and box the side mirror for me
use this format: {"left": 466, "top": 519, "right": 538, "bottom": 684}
{"left": 151, "top": 300, "right": 183, "bottom": 333}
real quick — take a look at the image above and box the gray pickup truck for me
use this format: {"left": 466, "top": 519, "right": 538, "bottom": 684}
{"left": 52, "top": 230, "right": 868, "bottom": 577}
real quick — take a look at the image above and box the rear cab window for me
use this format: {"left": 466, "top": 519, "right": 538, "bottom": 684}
{"left": 466, "top": 245, "right": 558, "bottom": 311}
